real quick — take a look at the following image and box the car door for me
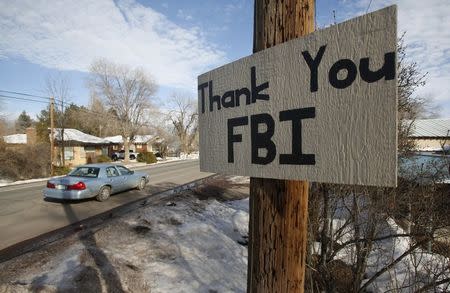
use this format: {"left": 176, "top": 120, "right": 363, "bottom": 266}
{"left": 105, "top": 166, "right": 123, "bottom": 193}
{"left": 116, "top": 165, "right": 136, "bottom": 190}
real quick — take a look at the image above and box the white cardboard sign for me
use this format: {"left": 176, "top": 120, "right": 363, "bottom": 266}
{"left": 198, "top": 6, "right": 397, "bottom": 187}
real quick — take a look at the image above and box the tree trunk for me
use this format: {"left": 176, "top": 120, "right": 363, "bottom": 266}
{"left": 61, "top": 128, "right": 65, "bottom": 167}
{"left": 249, "top": 2, "right": 314, "bottom": 292}
{"left": 124, "top": 137, "right": 130, "bottom": 163}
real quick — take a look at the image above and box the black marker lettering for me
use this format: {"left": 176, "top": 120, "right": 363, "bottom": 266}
{"left": 235, "top": 87, "right": 251, "bottom": 106}
{"left": 251, "top": 66, "right": 270, "bottom": 103}
{"left": 251, "top": 113, "right": 276, "bottom": 165}
{"left": 198, "top": 82, "right": 208, "bottom": 113}
{"left": 302, "top": 45, "right": 327, "bottom": 92}
{"left": 279, "top": 107, "right": 316, "bottom": 165}
{"left": 221, "top": 90, "right": 235, "bottom": 108}
{"left": 329, "top": 59, "right": 357, "bottom": 89}
{"left": 208, "top": 81, "right": 221, "bottom": 111}
{"left": 227, "top": 116, "right": 249, "bottom": 163}
{"left": 360, "top": 51, "right": 395, "bottom": 83}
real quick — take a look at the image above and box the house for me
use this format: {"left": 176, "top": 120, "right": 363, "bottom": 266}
{"left": 407, "top": 118, "right": 450, "bottom": 152}
{"left": 53, "top": 128, "right": 113, "bottom": 166}
{"left": 2, "top": 127, "right": 37, "bottom": 150}
{"left": 2, "top": 127, "right": 114, "bottom": 166}
{"left": 104, "top": 134, "right": 162, "bottom": 154}
{"left": 3, "top": 134, "right": 27, "bottom": 145}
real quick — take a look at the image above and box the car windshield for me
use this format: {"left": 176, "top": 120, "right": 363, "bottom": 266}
{"left": 68, "top": 167, "right": 100, "bottom": 178}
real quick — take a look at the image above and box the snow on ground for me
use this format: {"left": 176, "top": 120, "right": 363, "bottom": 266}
{"left": 0, "top": 177, "right": 249, "bottom": 293}
{"left": 312, "top": 193, "right": 450, "bottom": 292}
{"left": 1, "top": 175, "right": 447, "bottom": 292}
{"left": 227, "top": 176, "right": 250, "bottom": 185}
{"left": 2, "top": 134, "right": 27, "bottom": 144}
{"left": 0, "top": 176, "right": 64, "bottom": 187}
{"left": 362, "top": 218, "right": 450, "bottom": 292}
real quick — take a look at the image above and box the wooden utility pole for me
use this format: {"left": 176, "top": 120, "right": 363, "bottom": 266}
{"left": 249, "top": 1, "right": 314, "bottom": 292}
{"left": 50, "top": 96, "right": 55, "bottom": 176}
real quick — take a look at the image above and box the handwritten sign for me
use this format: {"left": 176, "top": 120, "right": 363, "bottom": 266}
{"left": 198, "top": 6, "right": 397, "bottom": 187}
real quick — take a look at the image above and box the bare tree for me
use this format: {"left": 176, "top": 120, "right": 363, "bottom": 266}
{"left": 167, "top": 93, "right": 198, "bottom": 156}
{"left": 397, "top": 33, "right": 431, "bottom": 155}
{"left": 81, "top": 94, "right": 120, "bottom": 137}
{"left": 154, "top": 124, "right": 178, "bottom": 157}
{"left": 45, "top": 74, "right": 71, "bottom": 166}
{"left": 88, "top": 59, "right": 157, "bottom": 162}
{"left": 305, "top": 34, "right": 450, "bottom": 292}
{"left": 0, "top": 117, "right": 11, "bottom": 136}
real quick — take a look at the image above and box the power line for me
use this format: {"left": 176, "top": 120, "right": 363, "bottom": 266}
{"left": 0, "top": 94, "right": 55, "bottom": 105}
{"left": 366, "top": 0, "right": 373, "bottom": 13}
{"left": 1, "top": 92, "right": 113, "bottom": 117}
{"left": 0, "top": 89, "right": 63, "bottom": 103}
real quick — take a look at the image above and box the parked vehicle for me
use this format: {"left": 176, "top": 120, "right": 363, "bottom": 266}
{"left": 111, "top": 150, "right": 138, "bottom": 161}
{"left": 43, "top": 164, "right": 150, "bottom": 201}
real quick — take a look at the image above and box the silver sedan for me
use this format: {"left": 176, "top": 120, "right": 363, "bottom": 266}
{"left": 43, "top": 164, "right": 150, "bottom": 201}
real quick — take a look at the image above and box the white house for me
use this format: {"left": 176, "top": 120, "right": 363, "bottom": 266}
{"left": 407, "top": 118, "right": 450, "bottom": 152}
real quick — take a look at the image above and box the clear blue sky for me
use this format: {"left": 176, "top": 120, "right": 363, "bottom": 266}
{"left": 1, "top": 0, "right": 449, "bottom": 121}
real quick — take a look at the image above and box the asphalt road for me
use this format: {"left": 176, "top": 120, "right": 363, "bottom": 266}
{"left": 0, "top": 159, "right": 211, "bottom": 250}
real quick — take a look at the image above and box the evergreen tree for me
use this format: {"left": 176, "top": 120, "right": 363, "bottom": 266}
{"left": 15, "top": 111, "right": 33, "bottom": 133}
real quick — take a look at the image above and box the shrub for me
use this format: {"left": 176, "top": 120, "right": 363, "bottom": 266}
{"left": 53, "top": 165, "right": 71, "bottom": 176}
{"left": 0, "top": 143, "right": 51, "bottom": 181}
{"left": 96, "top": 155, "right": 111, "bottom": 163}
{"left": 137, "top": 151, "right": 157, "bottom": 164}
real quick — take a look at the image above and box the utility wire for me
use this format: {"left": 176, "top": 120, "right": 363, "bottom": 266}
{"left": 0, "top": 89, "right": 63, "bottom": 103}
{"left": 1, "top": 92, "right": 113, "bottom": 118}
{"left": 0, "top": 94, "right": 57, "bottom": 105}
{"left": 0, "top": 90, "right": 123, "bottom": 118}
{"left": 366, "top": 0, "right": 373, "bottom": 13}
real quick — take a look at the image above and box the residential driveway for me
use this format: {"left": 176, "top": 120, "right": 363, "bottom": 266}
{"left": 0, "top": 160, "right": 211, "bottom": 250}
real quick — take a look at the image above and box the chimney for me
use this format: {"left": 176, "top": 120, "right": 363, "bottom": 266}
{"left": 26, "top": 127, "right": 37, "bottom": 145}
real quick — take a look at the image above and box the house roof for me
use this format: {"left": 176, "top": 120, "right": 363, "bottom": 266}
{"left": 54, "top": 128, "right": 110, "bottom": 144}
{"left": 103, "top": 135, "right": 123, "bottom": 144}
{"left": 407, "top": 118, "right": 450, "bottom": 138}
{"left": 104, "top": 134, "right": 157, "bottom": 144}
{"left": 134, "top": 135, "right": 155, "bottom": 144}
{"left": 3, "top": 134, "right": 27, "bottom": 144}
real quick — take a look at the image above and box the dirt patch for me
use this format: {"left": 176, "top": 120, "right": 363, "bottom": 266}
{"left": 193, "top": 176, "right": 249, "bottom": 201}
{"left": 132, "top": 225, "right": 151, "bottom": 235}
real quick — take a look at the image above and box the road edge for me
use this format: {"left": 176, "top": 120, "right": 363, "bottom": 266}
{"left": 0, "top": 173, "right": 216, "bottom": 264}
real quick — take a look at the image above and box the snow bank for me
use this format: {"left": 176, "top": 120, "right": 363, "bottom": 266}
{"left": 0, "top": 191, "right": 250, "bottom": 293}
{"left": 136, "top": 197, "right": 248, "bottom": 292}
{"left": 362, "top": 218, "right": 450, "bottom": 292}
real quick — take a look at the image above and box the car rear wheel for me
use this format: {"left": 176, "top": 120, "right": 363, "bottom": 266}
{"left": 137, "top": 178, "right": 146, "bottom": 190}
{"left": 96, "top": 186, "right": 111, "bottom": 202}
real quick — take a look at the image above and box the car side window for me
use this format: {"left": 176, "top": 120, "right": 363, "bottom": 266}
{"left": 117, "top": 166, "right": 132, "bottom": 175}
{"left": 106, "top": 167, "right": 119, "bottom": 177}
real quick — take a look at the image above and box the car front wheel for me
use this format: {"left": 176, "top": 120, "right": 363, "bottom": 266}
{"left": 96, "top": 186, "right": 111, "bottom": 202}
{"left": 137, "top": 178, "right": 146, "bottom": 190}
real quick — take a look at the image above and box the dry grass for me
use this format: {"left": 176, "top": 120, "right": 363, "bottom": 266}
{"left": 193, "top": 176, "right": 249, "bottom": 201}
{"left": 0, "top": 143, "right": 51, "bottom": 181}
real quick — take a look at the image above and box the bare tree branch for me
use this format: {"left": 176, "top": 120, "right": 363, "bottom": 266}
{"left": 88, "top": 59, "right": 157, "bottom": 162}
